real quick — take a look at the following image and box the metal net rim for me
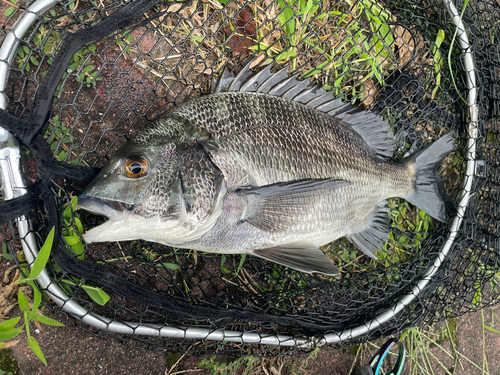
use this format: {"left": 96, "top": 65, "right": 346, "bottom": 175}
{"left": 0, "top": 0, "right": 479, "bottom": 347}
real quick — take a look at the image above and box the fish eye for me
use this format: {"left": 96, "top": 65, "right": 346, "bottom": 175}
{"left": 124, "top": 156, "right": 149, "bottom": 178}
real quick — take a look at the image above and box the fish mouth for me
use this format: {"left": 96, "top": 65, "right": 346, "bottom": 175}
{"left": 77, "top": 195, "right": 132, "bottom": 220}
{"left": 78, "top": 195, "right": 138, "bottom": 244}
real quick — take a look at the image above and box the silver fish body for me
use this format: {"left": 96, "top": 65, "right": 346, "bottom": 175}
{"left": 78, "top": 64, "right": 455, "bottom": 275}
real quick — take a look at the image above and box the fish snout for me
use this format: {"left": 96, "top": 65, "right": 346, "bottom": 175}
{"left": 77, "top": 195, "right": 128, "bottom": 221}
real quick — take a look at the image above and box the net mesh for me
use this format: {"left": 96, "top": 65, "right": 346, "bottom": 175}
{"left": 0, "top": 0, "right": 499, "bottom": 356}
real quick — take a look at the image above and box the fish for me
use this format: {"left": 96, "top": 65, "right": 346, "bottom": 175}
{"left": 77, "top": 62, "right": 455, "bottom": 276}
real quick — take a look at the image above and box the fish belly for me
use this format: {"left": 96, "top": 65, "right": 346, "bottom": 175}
{"left": 181, "top": 181, "right": 391, "bottom": 254}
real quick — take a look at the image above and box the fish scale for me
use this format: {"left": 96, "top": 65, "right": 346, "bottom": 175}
{"left": 79, "top": 62, "right": 455, "bottom": 275}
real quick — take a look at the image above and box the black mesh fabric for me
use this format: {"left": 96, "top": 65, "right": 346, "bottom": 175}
{"left": 0, "top": 0, "right": 499, "bottom": 355}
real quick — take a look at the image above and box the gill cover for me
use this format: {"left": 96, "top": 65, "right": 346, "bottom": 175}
{"left": 80, "top": 138, "right": 226, "bottom": 245}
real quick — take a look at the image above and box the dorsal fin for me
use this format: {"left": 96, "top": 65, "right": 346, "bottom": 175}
{"left": 212, "top": 61, "right": 395, "bottom": 160}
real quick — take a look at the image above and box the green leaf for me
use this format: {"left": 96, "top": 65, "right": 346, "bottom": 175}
{"left": 28, "top": 336, "right": 47, "bottom": 365}
{"left": 236, "top": 254, "right": 247, "bottom": 275}
{"left": 435, "top": 29, "right": 445, "bottom": 49}
{"left": 28, "top": 227, "right": 55, "bottom": 280}
{"left": 219, "top": 255, "right": 231, "bottom": 274}
{"left": 61, "top": 278, "right": 78, "bottom": 286}
{"left": 2, "top": 243, "right": 14, "bottom": 260}
{"left": 5, "top": 6, "right": 16, "bottom": 17}
{"left": 0, "top": 317, "right": 21, "bottom": 331}
{"left": 162, "top": 263, "right": 180, "bottom": 270}
{"left": 484, "top": 325, "right": 500, "bottom": 334}
{"left": 58, "top": 151, "right": 67, "bottom": 160}
{"left": 30, "top": 312, "right": 64, "bottom": 327}
{"left": 82, "top": 285, "right": 110, "bottom": 306}
{"left": 70, "top": 241, "right": 85, "bottom": 260}
{"left": 30, "top": 56, "right": 40, "bottom": 66}
{"left": 74, "top": 217, "right": 84, "bottom": 234}
{"left": 18, "top": 289, "right": 30, "bottom": 311}
{"left": 44, "top": 39, "right": 54, "bottom": 55}
{"left": 0, "top": 328, "right": 22, "bottom": 342}
{"left": 63, "top": 203, "right": 73, "bottom": 223}
{"left": 64, "top": 235, "right": 80, "bottom": 245}
{"left": 277, "top": 0, "right": 297, "bottom": 36}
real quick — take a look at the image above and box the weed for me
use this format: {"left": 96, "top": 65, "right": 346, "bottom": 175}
{"left": 44, "top": 116, "right": 81, "bottom": 164}
{"left": 1, "top": 243, "right": 14, "bottom": 263}
{"left": 198, "top": 346, "right": 320, "bottom": 375}
{"left": 0, "top": 227, "right": 64, "bottom": 365}
{"left": 66, "top": 46, "right": 101, "bottom": 87}
{"left": 198, "top": 355, "right": 263, "bottom": 375}
{"left": 62, "top": 196, "right": 85, "bottom": 260}
{"left": 4, "top": 0, "right": 17, "bottom": 18}
{"left": 9, "top": 0, "right": 100, "bottom": 88}
{"left": 431, "top": 29, "right": 445, "bottom": 99}
{"left": 59, "top": 196, "right": 111, "bottom": 305}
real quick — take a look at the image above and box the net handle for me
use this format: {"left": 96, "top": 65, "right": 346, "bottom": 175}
{"left": 0, "top": 0, "right": 479, "bottom": 348}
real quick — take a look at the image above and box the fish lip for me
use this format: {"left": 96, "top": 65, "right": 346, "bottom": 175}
{"left": 77, "top": 195, "right": 132, "bottom": 220}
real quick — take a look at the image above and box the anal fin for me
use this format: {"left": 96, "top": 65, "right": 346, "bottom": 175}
{"left": 346, "top": 201, "right": 390, "bottom": 259}
{"left": 254, "top": 245, "right": 340, "bottom": 276}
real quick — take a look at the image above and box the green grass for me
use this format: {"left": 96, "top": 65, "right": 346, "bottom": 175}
{"left": 400, "top": 313, "right": 496, "bottom": 375}
{"left": 119, "top": 0, "right": 399, "bottom": 104}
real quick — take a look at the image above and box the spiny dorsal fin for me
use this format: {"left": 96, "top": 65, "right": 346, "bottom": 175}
{"left": 213, "top": 61, "right": 394, "bottom": 160}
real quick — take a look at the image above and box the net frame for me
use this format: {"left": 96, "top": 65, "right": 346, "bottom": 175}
{"left": 0, "top": 0, "right": 480, "bottom": 349}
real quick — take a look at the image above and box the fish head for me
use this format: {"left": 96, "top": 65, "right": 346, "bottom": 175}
{"left": 78, "top": 139, "right": 223, "bottom": 245}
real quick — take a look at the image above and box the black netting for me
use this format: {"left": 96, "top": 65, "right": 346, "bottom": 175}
{"left": 0, "top": 0, "right": 499, "bottom": 356}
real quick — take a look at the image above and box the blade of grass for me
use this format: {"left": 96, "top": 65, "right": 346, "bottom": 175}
{"left": 82, "top": 285, "right": 110, "bottom": 306}
{"left": 0, "top": 317, "right": 21, "bottom": 331}
{"left": 25, "top": 227, "right": 55, "bottom": 281}
{"left": 27, "top": 336, "right": 47, "bottom": 365}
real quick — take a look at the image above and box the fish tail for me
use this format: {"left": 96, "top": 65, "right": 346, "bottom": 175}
{"left": 402, "top": 131, "right": 456, "bottom": 221}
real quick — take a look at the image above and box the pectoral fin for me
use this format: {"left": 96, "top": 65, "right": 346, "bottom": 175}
{"left": 346, "top": 201, "right": 390, "bottom": 259}
{"left": 237, "top": 179, "right": 349, "bottom": 233}
{"left": 253, "top": 245, "right": 340, "bottom": 275}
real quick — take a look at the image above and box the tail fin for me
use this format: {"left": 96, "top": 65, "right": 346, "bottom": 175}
{"left": 403, "top": 132, "right": 456, "bottom": 221}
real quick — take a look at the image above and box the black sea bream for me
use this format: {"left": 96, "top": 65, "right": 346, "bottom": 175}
{"left": 78, "top": 63, "right": 455, "bottom": 276}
